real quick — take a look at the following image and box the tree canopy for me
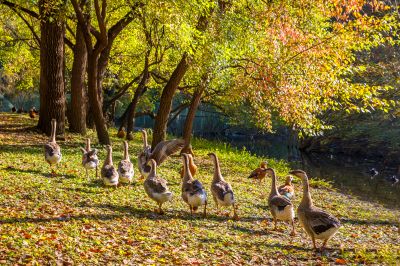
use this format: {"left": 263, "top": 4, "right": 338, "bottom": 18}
{"left": 0, "top": 0, "right": 398, "bottom": 143}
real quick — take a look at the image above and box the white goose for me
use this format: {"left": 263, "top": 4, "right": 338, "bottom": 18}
{"left": 101, "top": 145, "right": 119, "bottom": 187}
{"left": 143, "top": 159, "right": 173, "bottom": 214}
{"left": 44, "top": 119, "right": 62, "bottom": 176}
{"left": 80, "top": 138, "right": 99, "bottom": 179}
{"left": 118, "top": 141, "right": 134, "bottom": 184}
{"left": 265, "top": 168, "right": 295, "bottom": 236}
{"left": 138, "top": 129, "right": 184, "bottom": 178}
{"left": 208, "top": 152, "right": 238, "bottom": 220}
{"left": 181, "top": 153, "right": 207, "bottom": 217}
{"left": 290, "top": 170, "right": 341, "bottom": 250}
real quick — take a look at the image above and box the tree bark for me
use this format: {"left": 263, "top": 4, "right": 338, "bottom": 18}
{"left": 151, "top": 53, "right": 189, "bottom": 148}
{"left": 37, "top": 0, "right": 65, "bottom": 136}
{"left": 126, "top": 59, "right": 150, "bottom": 139}
{"left": 150, "top": 13, "right": 212, "bottom": 148}
{"left": 87, "top": 55, "right": 110, "bottom": 144}
{"left": 69, "top": 24, "right": 87, "bottom": 134}
{"left": 181, "top": 87, "right": 205, "bottom": 153}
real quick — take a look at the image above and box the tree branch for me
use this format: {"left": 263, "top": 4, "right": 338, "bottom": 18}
{"left": 71, "top": 0, "right": 93, "bottom": 51}
{"left": 105, "top": 73, "right": 143, "bottom": 107}
{"left": 0, "top": 0, "right": 39, "bottom": 18}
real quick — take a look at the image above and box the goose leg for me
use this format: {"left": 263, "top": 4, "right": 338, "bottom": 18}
{"left": 213, "top": 196, "right": 219, "bottom": 213}
{"left": 311, "top": 236, "right": 317, "bottom": 250}
{"left": 290, "top": 219, "right": 296, "bottom": 236}
{"left": 232, "top": 203, "right": 239, "bottom": 220}
{"left": 190, "top": 206, "right": 193, "bottom": 215}
{"left": 273, "top": 217, "right": 277, "bottom": 230}
{"left": 86, "top": 169, "right": 88, "bottom": 179}
{"left": 203, "top": 201, "right": 207, "bottom": 218}
{"left": 321, "top": 239, "right": 328, "bottom": 251}
{"left": 158, "top": 204, "right": 164, "bottom": 215}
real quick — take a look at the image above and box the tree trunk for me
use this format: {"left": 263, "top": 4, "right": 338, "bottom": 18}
{"left": 151, "top": 53, "right": 189, "bottom": 148}
{"left": 181, "top": 87, "right": 205, "bottom": 154}
{"left": 69, "top": 25, "right": 87, "bottom": 134}
{"left": 87, "top": 55, "right": 110, "bottom": 144}
{"left": 37, "top": 0, "right": 65, "bottom": 136}
{"left": 126, "top": 60, "right": 150, "bottom": 139}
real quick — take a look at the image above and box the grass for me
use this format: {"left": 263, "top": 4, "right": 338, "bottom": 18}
{"left": 0, "top": 113, "right": 399, "bottom": 264}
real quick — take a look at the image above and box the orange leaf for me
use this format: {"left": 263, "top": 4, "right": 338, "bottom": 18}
{"left": 335, "top": 258, "right": 347, "bottom": 265}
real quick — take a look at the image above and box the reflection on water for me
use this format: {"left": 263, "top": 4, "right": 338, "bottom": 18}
{"left": 218, "top": 137, "right": 400, "bottom": 209}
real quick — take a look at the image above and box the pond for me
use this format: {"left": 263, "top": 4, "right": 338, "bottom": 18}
{"left": 213, "top": 136, "right": 400, "bottom": 209}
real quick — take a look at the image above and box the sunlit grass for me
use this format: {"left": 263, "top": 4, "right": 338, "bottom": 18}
{"left": 0, "top": 113, "right": 399, "bottom": 264}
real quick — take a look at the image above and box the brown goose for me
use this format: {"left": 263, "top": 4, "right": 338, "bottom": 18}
{"left": 143, "top": 159, "right": 173, "bottom": 214}
{"left": 248, "top": 161, "right": 268, "bottom": 183}
{"left": 181, "top": 153, "right": 207, "bottom": 217}
{"left": 117, "top": 127, "right": 126, "bottom": 139}
{"left": 138, "top": 130, "right": 184, "bottom": 178}
{"left": 290, "top": 170, "right": 341, "bottom": 250}
{"left": 208, "top": 153, "right": 238, "bottom": 220}
{"left": 80, "top": 138, "right": 99, "bottom": 179}
{"left": 44, "top": 119, "right": 62, "bottom": 175}
{"left": 101, "top": 145, "right": 119, "bottom": 187}
{"left": 180, "top": 153, "right": 197, "bottom": 178}
{"left": 265, "top": 168, "right": 295, "bottom": 235}
{"left": 278, "top": 175, "right": 295, "bottom": 200}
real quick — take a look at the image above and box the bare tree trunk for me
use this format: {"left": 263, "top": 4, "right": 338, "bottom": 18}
{"left": 37, "top": 0, "right": 65, "bottom": 136}
{"left": 87, "top": 55, "right": 110, "bottom": 144}
{"left": 69, "top": 25, "right": 87, "bottom": 134}
{"left": 126, "top": 59, "right": 150, "bottom": 139}
{"left": 151, "top": 53, "right": 189, "bottom": 148}
{"left": 181, "top": 86, "right": 205, "bottom": 154}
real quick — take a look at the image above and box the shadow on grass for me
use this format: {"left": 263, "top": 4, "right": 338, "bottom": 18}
{"left": 0, "top": 202, "right": 264, "bottom": 225}
{"left": 341, "top": 217, "right": 398, "bottom": 226}
{"left": 3, "top": 167, "right": 76, "bottom": 179}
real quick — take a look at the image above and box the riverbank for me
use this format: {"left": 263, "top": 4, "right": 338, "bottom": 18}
{"left": 0, "top": 113, "right": 399, "bottom": 264}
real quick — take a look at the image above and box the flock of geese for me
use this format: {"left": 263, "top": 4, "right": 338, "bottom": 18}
{"left": 44, "top": 119, "right": 341, "bottom": 251}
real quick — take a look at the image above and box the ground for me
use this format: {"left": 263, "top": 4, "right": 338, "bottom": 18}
{"left": 0, "top": 113, "right": 399, "bottom": 265}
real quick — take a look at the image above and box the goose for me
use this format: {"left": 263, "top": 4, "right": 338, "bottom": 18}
{"left": 278, "top": 175, "right": 295, "bottom": 199}
{"left": 264, "top": 168, "right": 295, "bottom": 235}
{"left": 181, "top": 153, "right": 207, "bottom": 217}
{"left": 80, "top": 138, "right": 99, "bottom": 179}
{"left": 101, "top": 145, "right": 119, "bottom": 187}
{"left": 143, "top": 159, "right": 173, "bottom": 214}
{"left": 248, "top": 161, "right": 268, "bottom": 183}
{"left": 208, "top": 152, "right": 238, "bottom": 220}
{"left": 367, "top": 168, "right": 379, "bottom": 179}
{"left": 117, "top": 127, "right": 126, "bottom": 139}
{"left": 118, "top": 141, "right": 134, "bottom": 184}
{"left": 29, "top": 107, "right": 36, "bottom": 118}
{"left": 44, "top": 119, "right": 62, "bottom": 176}
{"left": 138, "top": 130, "right": 184, "bottom": 178}
{"left": 290, "top": 170, "right": 341, "bottom": 250}
{"left": 180, "top": 153, "right": 197, "bottom": 178}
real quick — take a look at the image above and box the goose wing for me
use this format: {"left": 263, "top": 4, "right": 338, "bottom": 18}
{"left": 101, "top": 165, "right": 118, "bottom": 179}
{"left": 118, "top": 160, "right": 133, "bottom": 174}
{"left": 269, "top": 195, "right": 292, "bottom": 210}
{"left": 278, "top": 185, "right": 294, "bottom": 195}
{"left": 150, "top": 139, "right": 185, "bottom": 165}
{"left": 44, "top": 142, "right": 60, "bottom": 157}
{"left": 248, "top": 167, "right": 265, "bottom": 179}
{"left": 85, "top": 149, "right": 98, "bottom": 163}
{"left": 212, "top": 180, "right": 233, "bottom": 201}
{"left": 145, "top": 176, "right": 169, "bottom": 193}
{"left": 305, "top": 208, "right": 341, "bottom": 235}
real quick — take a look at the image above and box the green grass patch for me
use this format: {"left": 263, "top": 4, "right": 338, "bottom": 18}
{"left": 0, "top": 113, "right": 399, "bottom": 264}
